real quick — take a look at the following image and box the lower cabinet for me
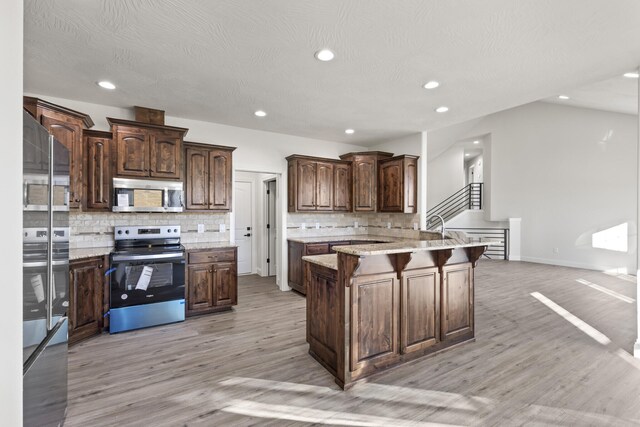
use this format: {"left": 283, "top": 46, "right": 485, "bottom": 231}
{"left": 400, "top": 267, "right": 440, "bottom": 354}
{"left": 69, "top": 256, "right": 107, "bottom": 345}
{"left": 186, "top": 248, "right": 238, "bottom": 316}
{"left": 441, "top": 263, "right": 474, "bottom": 341}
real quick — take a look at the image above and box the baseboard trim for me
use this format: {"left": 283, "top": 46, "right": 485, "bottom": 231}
{"left": 519, "top": 256, "right": 626, "bottom": 272}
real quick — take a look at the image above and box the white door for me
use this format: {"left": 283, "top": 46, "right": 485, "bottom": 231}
{"left": 235, "top": 181, "right": 252, "bottom": 274}
{"left": 468, "top": 165, "right": 475, "bottom": 184}
{"left": 267, "top": 180, "right": 277, "bottom": 276}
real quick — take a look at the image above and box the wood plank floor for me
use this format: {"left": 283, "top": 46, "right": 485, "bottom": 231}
{"left": 66, "top": 261, "right": 640, "bottom": 426}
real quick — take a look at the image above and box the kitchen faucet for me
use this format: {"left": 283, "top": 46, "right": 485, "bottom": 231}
{"left": 429, "top": 215, "right": 446, "bottom": 239}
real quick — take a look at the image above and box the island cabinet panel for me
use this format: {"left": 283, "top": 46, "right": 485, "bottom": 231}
{"left": 24, "top": 97, "right": 95, "bottom": 210}
{"left": 186, "top": 247, "right": 238, "bottom": 316}
{"left": 286, "top": 155, "right": 351, "bottom": 212}
{"left": 149, "top": 132, "right": 181, "bottom": 179}
{"left": 441, "top": 263, "right": 474, "bottom": 341}
{"left": 333, "top": 163, "right": 351, "bottom": 211}
{"left": 378, "top": 155, "right": 419, "bottom": 213}
{"left": 184, "top": 142, "right": 235, "bottom": 212}
{"left": 69, "top": 256, "right": 105, "bottom": 345}
{"left": 350, "top": 274, "right": 400, "bottom": 372}
{"left": 401, "top": 268, "right": 440, "bottom": 354}
{"left": 84, "top": 130, "right": 113, "bottom": 210}
{"left": 306, "top": 263, "right": 340, "bottom": 374}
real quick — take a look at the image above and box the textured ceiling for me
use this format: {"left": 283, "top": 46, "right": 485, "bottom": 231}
{"left": 543, "top": 75, "right": 638, "bottom": 115}
{"left": 24, "top": 0, "right": 640, "bottom": 146}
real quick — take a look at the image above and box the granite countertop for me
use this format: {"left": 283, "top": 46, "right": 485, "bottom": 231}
{"left": 302, "top": 254, "right": 338, "bottom": 270}
{"left": 333, "top": 236, "right": 498, "bottom": 256}
{"left": 183, "top": 242, "right": 238, "bottom": 251}
{"left": 69, "top": 246, "right": 113, "bottom": 261}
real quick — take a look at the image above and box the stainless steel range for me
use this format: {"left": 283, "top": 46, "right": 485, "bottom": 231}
{"left": 109, "top": 226, "right": 186, "bottom": 333}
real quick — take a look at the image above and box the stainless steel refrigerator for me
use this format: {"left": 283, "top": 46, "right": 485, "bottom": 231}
{"left": 22, "top": 110, "right": 70, "bottom": 427}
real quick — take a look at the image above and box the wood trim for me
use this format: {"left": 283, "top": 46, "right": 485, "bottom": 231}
{"left": 183, "top": 141, "right": 237, "bottom": 152}
{"left": 285, "top": 154, "right": 351, "bottom": 165}
{"left": 24, "top": 96, "right": 94, "bottom": 128}
{"left": 107, "top": 117, "right": 188, "bottom": 136}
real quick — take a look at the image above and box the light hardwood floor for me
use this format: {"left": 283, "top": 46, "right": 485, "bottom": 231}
{"left": 66, "top": 261, "right": 640, "bottom": 426}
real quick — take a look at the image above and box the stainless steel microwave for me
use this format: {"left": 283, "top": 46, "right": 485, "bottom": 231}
{"left": 112, "top": 178, "right": 184, "bottom": 213}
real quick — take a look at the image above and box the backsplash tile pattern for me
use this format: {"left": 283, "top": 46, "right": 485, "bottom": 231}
{"left": 69, "top": 212, "right": 230, "bottom": 249}
{"left": 287, "top": 212, "right": 421, "bottom": 239}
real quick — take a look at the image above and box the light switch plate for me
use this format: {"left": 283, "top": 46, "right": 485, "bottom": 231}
{"left": 413, "top": 223, "right": 419, "bottom": 231}
{"left": 315, "top": 223, "right": 320, "bottom": 229}
{"left": 197, "top": 224, "right": 205, "bottom": 233}
{"left": 301, "top": 223, "right": 306, "bottom": 229}
{"left": 387, "top": 222, "right": 392, "bottom": 229}
{"left": 354, "top": 221, "right": 359, "bottom": 229}
{"left": 219, "top": 224, "right": 226, "bottom": 233}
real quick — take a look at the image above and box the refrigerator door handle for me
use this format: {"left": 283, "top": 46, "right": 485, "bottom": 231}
{"left": 47, "top": 134, "right": 55, "bottom": 331}
{"left": 23, "top": 316, "right": 67, "bottom": 375}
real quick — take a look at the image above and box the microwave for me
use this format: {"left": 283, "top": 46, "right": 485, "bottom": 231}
{"left": 23, "top": 174, "right": 70, "bottom": 211}
{"left": 112, "top": 178, "right": 184, "bottom": 213}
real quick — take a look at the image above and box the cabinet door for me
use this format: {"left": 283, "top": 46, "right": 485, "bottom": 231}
{"left": 287, "top": 161, "right": 296, "bottom": 212}
{"left": 85, "top": 135, "right": 112, "bottom": 210}
{"left": 41, "top": 115, "right": 83, "bottom": 209}
{"left": 209, "top": 150, "right": 232, "bottom": 211}
{"left": 150, "top": 132, "right": 181, "bottom": 179}
{"left": 185, "top": 147, "right": 209, "bottom": 210}
{"left": 116, "top": 127, "right": 148, "bottom": 177}
{"left": 296, "top": 160, "right": 317, "bottom": 211}
{"left": 379, "top": 159, "right": 403, "bottom": 212}
{"left": 288, "top": 241, "right": 304, "bottom": 293}
{"left": 333, "top": 163, "right": 351, "bottom": 211}
{"left": 316, "top": 162, "right": 334, "bottom": 211}
{"left": 353, "top": 157, "right": 377, "bottom": 212}
{"left": 350, "top": 274, "right": 400, "bottom": 372}
{"left": 187, "top": 264, "right": 214, "bottom": 313}
{"left": 213, "top": 262, "right": 237, "bottom": 306}
{"left": 441, "top": 263, "right": 474, "bottom": 341}
{"left": 69, "top": 258, "right": 104, "bottom": 344}
{"left": 401, "top": 268, "right": 440, "bottom": 354}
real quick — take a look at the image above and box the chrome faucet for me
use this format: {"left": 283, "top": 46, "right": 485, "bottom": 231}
{"left": 429, "top": 215, "right": 446, "bottom": 239}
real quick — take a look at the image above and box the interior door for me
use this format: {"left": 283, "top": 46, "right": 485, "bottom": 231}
{"left": 267, "top": 180, "right": 277, "bottom": 276}
{"left": 235, "top": 181, "right": 252, "bottom": 274}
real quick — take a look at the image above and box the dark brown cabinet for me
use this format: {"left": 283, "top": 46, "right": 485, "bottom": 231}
{"left": 184, "top": 142, "right": 235, "bottom": 212}
{"left": 378, "top": 155, "right": 419, "bottom": 213}
{"left": 339, "top": 151, "right": 392, "bottom": 212}
{"left": 441, "top": 263, "right": 474, "bottom": 341}
{"left": 286, "top": 155, "right": 350, "bottom": 212}
{"left": 400, "top": 267, "right": 440, "bottom": 354}
{"left": 84, "top": 130, "right": 113, "bottom": 210}
{"left": 69, "top": 256, "right": 106, "bottom": 345}
{"left": 24, "top": 97, "right": 94, "bottom": 210}
{"left": 108, "top": 118, "right": 188, "bottom": 180}
{"left": 186, "top": 248, "right": 238, "bottom": 316}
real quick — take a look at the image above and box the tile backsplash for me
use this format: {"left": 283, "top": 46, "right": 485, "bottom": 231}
{"left": 69, "top": 212, "right": 230, "bottom": 249}
{"left": 287, "top": 212, "right": 421, "bottom": 239}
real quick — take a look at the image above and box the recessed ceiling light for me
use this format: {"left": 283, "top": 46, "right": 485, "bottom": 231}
{"left": 345, "top": 129, "right": 355, "bottom": 135}
{"left": 473, "top": 140, "right": 480, "bottom": 144}
{"left": 423, "top": 81, "right": 440, "bottom": 89}
{"left": 315, "top": 49, "right": 335, "bottom": 62}
{"left": 254, "top": 110, "right": 267, "bottom": 117}
{"left": 435, "top": 106, "right": 449, "bottom": 113}
{"left": 465, "top": 153, "right": 470, "bottom": 157}
{"left": 97, "top": 81, "right": 116, "bottom": 90}
{"left": 623, "top": 72, "right": 639, "bottom": 78}
{"left": 557, "top": 95, "right": 570, "bottom": 100}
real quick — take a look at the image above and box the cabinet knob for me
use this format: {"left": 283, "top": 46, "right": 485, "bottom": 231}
{"left": 209, "top": 269, "right": 213, "bottom": 273}
{"left": 98, "top": 265, "right": 103, "bottom": 269}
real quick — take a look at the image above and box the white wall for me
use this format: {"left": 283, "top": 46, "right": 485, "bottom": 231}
{"left": 1, "top": 0, "right": 23, "bottom": 423}
{"left": 370, "top": 133, "right": 422, "bottom": 156}
{"left": 449, "top": 101, "right": 638, "bottom": 272}
{"left": 427, "top": 145, "right": 465, "bottom": 210}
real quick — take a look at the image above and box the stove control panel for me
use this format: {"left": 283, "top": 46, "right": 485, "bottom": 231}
{"left": 114, "top": 225, "right": 181, "bottom": 240}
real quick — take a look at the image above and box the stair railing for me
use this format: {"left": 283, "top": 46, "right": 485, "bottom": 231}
{"left": 426, "top": 183, "right": 483, "bottom": 227}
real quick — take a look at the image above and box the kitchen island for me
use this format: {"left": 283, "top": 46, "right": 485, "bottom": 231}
{"left": 303, "top": 236, "right": 490, "bottom": 389}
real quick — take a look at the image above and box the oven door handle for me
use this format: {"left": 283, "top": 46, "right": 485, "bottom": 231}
{"left": 111, "top": 252, "right": 185, "bottom": 262}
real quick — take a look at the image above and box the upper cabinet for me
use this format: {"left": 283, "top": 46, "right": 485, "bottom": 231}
{"left": 184, "top": 142, "right": 235, "bottom": 212}
{"left": 378, "top": 155, "right": 419, "bottom": 213}
{"left": 286, "top": 155, "right": 351, "bottom": 213}
{"left": 107, "top": 118, "right": 188, "bottom": 180}
{"left": 24, "top": 97, "right": 94, "bottom": 209}
{"left": 339, "top": 151, "right": 392, "bottom": 212}
{"left": 83, "top": 130, "right": 113, "bottom": 211}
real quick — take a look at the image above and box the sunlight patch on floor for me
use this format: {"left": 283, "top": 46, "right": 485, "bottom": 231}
{"left": 575, "top": 278, "right": 635, "bottom": 303}
{"left": 220, "top": 399, "right": 462, "bottom": 427}
{"left": 530, "top": 292, "right": 611, "bottom": 345}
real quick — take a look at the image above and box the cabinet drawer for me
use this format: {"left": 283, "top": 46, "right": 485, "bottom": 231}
{"left": 305, "top": 243, "right": 330, "bottom": 255}
{"left": 188, "top": 249, "right": 236, "bottom": 264}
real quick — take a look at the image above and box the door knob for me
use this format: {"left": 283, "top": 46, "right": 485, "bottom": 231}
{"left": 244, "top": 233, "right": 251, "bottom": 237}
